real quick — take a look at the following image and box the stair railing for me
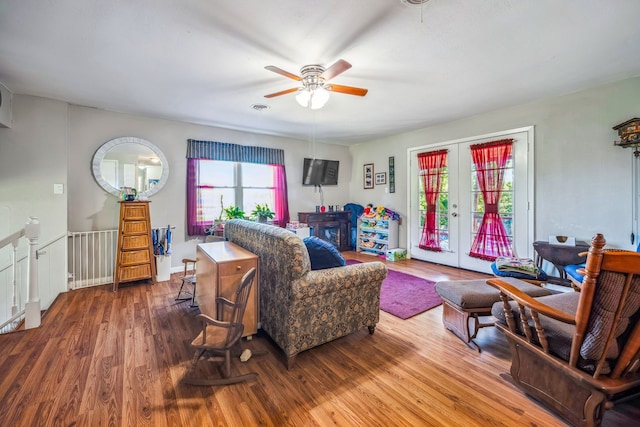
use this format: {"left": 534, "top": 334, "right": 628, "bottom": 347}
{"left": 0, "top": 217, "right": 41, "bottom": 330}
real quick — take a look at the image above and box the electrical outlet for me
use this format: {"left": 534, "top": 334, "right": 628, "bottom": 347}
{"left": 53, "top": 183, "right": 64, "bottom": 194}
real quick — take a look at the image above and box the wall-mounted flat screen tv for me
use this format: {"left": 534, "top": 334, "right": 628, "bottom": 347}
{"left": 302, "top": 158, "right": 339, "bottom": 186}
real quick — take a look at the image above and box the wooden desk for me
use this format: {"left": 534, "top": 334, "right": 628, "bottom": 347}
{"left": 533, "top": 240, "right": 590, "bottom": 285}
{"left": 196, "top": 241, "right": 259, "bottom": 337}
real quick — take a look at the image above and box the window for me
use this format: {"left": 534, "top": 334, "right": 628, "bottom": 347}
{"left": 196, "top": 160, "right": 276, "bottom": 223}
{"left": 186, "top": 139, "right": 290, "bottom": 235}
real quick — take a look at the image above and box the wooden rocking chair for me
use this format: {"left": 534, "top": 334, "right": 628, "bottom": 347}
{"left": 183, "top": 267, "right": 259, "bottom": 386}
{"left": 487, "top": 234, "right": 640, "bottom": 427}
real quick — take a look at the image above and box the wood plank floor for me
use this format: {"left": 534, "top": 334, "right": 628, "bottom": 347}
{"left": 1, "top": 252, "right": 638, "bottom": 426}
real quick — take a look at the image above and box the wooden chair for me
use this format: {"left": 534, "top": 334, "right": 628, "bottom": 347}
{"left": 176, "top": 236, "right": 225, "bottom": 306}
{"left": 175, "top": 258, "right": 197, "bottom": 307}
{"left": 487, "top": 234, "right": 640, "bottom": 427}
{"left": 183, "top": 267, "right": 259, "bottom": 386}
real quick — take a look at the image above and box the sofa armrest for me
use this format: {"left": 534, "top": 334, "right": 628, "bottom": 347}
{"left": 487, "top": 278, "right": 576, "bottom": 324}
{"left": 292, "top": 262, "right": 388, "bottom": 300}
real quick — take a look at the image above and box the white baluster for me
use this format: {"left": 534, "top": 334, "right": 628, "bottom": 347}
{"left": 24, "top": 217, "right": 41, "bottom": 329}
{"left": 11, "top": 239, "right": 18, "bottom": 316}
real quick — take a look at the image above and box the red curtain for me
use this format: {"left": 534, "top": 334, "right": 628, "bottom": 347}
{"left": 273, "top": 164, "right": 290, "bottom": 227}
{"left": 186, "top": 158, "right": 211, "bottom": 236}
{"left": 418, "top": 149, "right": 448, "bottom": 251}
{"left": 468, "top": 139, "right": 514, "bottom": 261}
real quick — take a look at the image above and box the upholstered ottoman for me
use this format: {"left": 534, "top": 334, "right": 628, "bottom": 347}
{"left": 434, "top": 278, "right": 552, "bottom": 351}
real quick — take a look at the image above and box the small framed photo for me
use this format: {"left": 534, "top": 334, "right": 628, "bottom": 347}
{"left": 389, "top": 156, "right": 395, "bottom": 193}
{"left": 363, "top": 163, "right": 374, "bottom": 189}
{"left": 375, "top": 172, "right": 386, "bottom": 185}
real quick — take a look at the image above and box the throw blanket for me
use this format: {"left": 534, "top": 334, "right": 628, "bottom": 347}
{"left": 495, "top": 256, "right": 539, "bottom": 277}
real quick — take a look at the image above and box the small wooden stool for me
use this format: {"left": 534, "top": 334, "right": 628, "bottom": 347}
{"left": 434, "top": 278, "right": 552, "bottom": 351}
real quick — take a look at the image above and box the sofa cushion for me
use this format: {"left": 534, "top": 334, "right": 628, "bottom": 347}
{"left": 303, "top": 236, "right": 346, "bottom": 270}
{"left": 492, "top": 292, "right": 580, "bottom": 363}
{"left": 491, "top": 291, "right": 618, "bottom": 373}
{"left": 435, "top": 277, "right": 551, "bottom": 309}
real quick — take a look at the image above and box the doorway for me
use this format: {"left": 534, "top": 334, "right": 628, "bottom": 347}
{"left": 407, "top": 127, "right": 534, "bottom": 274}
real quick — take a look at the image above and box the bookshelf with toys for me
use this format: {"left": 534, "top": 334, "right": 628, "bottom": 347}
{"left": 356, "top": 205, "right": 400, "bottom": 256}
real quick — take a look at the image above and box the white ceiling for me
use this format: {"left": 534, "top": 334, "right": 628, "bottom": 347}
{"left": 1, "top": 0, "right": 640, "bottom": 145}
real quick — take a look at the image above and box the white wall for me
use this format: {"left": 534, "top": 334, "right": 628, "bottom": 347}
{"left": 0, "top": 95, "right": 69, "bottom": 310}
{"left": 349, "top": 76, "right": 640, "bottom": 251}
{"left": 4, "top": 74, "right": 639, "bottom": 286}
{"left": 0, "top": 82, "right": 12, "bottom": 128}
{"left": 67, "top": 106, "right": 352, "bottom": 267}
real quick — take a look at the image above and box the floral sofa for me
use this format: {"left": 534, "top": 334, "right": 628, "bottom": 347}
{"left": 224, "top": 219, "right": 388, "bottom": 369}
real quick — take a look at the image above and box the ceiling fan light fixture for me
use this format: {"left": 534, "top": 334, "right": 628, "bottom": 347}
{"left": 295, "top": 88, "right": 311, "bottom": 107}
{"left": 310, "top": 86, "right": 330, "bottom": 110}
{"left": 265, "top": 59, "right": 365, "bottom": 108}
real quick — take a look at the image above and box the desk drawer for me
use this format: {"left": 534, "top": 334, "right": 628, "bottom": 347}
{"left": 219, "top": 259, "right": 256, "bottom": 277}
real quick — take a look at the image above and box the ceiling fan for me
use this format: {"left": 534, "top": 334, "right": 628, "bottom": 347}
{"left": 264, "top": 59, "right": 368, "bottom": 109}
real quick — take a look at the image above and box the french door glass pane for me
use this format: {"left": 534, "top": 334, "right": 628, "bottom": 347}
{"left": 418, "top": 161, "right": 450, "bottom": 250}
{"left": 469, "top": 157, "right": 514, "bottom": 238}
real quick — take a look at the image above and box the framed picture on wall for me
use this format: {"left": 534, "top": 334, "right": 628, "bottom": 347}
{"left": 363, "top": 163, "right": 374, "bottom": 189}
{"left": 389, "top": 156, "right": 395, "bottom": 193}
{"left": 375, "top": 172, "right": 386, "bottom": 185}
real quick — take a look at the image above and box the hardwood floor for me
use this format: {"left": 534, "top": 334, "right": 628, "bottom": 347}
{"left": 1, "top": 252, "right": 638, "bottom": 426}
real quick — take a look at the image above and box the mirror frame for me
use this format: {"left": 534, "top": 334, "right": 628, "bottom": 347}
{"left": 91, "top": 136, "right": 169, "bottom": 198}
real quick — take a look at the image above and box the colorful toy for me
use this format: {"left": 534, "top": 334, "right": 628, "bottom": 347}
{"left": 359, "top": 204, "right": 401, "bottom": 221}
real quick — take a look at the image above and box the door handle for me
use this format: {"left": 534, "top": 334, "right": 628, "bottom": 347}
{"left": 451, "top": 212, "right": 458, "bottom": 218}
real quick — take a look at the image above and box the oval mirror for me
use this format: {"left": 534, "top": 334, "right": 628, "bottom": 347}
{"left": 91, "top": 136, "right": 169, "bottom": 198}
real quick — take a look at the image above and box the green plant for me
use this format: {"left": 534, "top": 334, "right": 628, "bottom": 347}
{"left": 223, "top": 205, "right": 245, "bottom": 219}
{"left": 251, "top": 203, "right": 275, "bottom": 222}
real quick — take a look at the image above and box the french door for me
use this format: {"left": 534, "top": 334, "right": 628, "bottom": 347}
{"left": 408, "top": 127, "right": 534, "bottom": 274}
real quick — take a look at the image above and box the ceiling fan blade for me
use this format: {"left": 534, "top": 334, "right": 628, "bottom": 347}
{"left": 326, "top": 84, "right": 368, "bottom": 97}
{"left": 264, "top": 65, "right": 301, "bottom": 81}
{"left": 264, "top": 87, "right": 299, "bottom": 98}
{"left": 320, "top": 59, "right": 352, "bottom": 81}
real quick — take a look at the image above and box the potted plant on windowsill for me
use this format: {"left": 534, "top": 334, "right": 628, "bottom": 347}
{"left": 251, "top": 204, "right": 275, "bottom": 223}
{"left": 224, "top": 205, "right": 246, "bottom": 220}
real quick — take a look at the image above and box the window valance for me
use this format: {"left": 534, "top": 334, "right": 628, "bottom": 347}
{"left": 186, "top": 139, "right": 285, "bottom": 165}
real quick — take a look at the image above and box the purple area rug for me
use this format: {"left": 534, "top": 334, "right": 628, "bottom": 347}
{"left": 346, "top": 259, "right": 441, "bottom": 319}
